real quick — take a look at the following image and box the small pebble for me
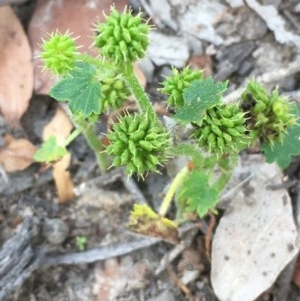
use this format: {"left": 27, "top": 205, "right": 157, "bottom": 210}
{"left": 43, "top": 218, "right": 69, "bottom": 244}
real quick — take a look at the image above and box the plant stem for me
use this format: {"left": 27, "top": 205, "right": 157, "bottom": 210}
{"left": 213, "top": 172, "right": 232, "bottom": 192}
{"left": 159, "top": 165, "right": 189, "bottom": 217}
{"left": 63, "top": 128, "right": 82, "bottom": 147}
{"left": 77, "top": 54, "right": 116, "bottom": 71}
{"left": 75, "top": 118, "right": 108, "bottom": 171}
{"left": 123, "top": 65, "right": 156, "bottom": 119}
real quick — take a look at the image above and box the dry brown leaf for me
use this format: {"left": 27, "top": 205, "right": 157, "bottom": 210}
{"left": 0, "top": 135, "right": 36, "bottom": 172}
{"left": 292, "top": 254, "right": 300, "bottom": 287}
{"left": 43, "top": 106, "right": 74, "bottom": 202}
{"left": 52, "top": 152, "right": 74, "bottom": 203}
{"left": 0, "top": 6, "right": 33, "bottom": 126}
{"left": 28, "top": 0, "right": 128, "bottom": 94}
{"left": 187, "top": 54, "right": 213, "bottom": 77}
{"left": 43, "top": 106, "right": 73, "bottom": 141}
{"left": 211, "top": 156, "right": 299, "bottom": 301}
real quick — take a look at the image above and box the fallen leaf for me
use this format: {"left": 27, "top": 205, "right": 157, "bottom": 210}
{"left": 0, "top": 135, "right": 36, "bottom": 172}
{"left": 292, "top": 254, "right": 300, "bottom": 287}
{"left": 211, "top": 155, "right": 299, "bottom": 301}
{"left": 52, "top": 152, "right": 74, "bottom": 203}
{"left": 43, "top": 106, "right": 74, "bottom": 202}
{"left": 93, "top": 256, "right": 148, "bottom": 301}
{"left": 187, "top": 54, "right": 213, "bottom": 77}
{"left": 0, "top": 6, "right": 33, "bottom": 126}
{"left": 28, "top": 0, "right": 128, "bottom": 94}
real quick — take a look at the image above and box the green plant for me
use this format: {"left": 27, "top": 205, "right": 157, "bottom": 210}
{"left": 75, "top": 236, "right": 87, "bottom": 251}
{"left": 35, "top": 6, "right": 300, "bottom": 241}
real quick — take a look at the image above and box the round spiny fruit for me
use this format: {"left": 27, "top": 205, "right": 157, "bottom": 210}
{"left": 161, "top": 67, "right": 202, "bottom": 108}
{"left": 95, "top": 7, "right": 150, "bottom": 64}
{"left": 100, "top": 73, "right": 131, "bottom": 111}
{"left": 106, "top": 113, "right": 170, "bottom": 176}
{"left": 41, "top": 32, "right": 77, "bottom": 75}
{"left": 241, "top": 80, "right": 296, "bottom": 143}
{"left": 192, "top": 104, "right": 249, "bottom": 155}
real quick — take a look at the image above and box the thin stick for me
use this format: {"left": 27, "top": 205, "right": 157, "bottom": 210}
{"left": 205, "top": 212, "right": 216, "bottom": 261}
{"left": 121, "top": 176, "right": 147, "bottom": 204}
{"left": 41, "top": 237, "right": 160, "bottom": 266}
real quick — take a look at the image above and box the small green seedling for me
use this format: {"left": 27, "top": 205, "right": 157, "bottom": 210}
{"left": 75, "top": 236, "right": 87, "bottom": 251}
{"left": 35, "top": 5, "right": 300, "bottom": 241}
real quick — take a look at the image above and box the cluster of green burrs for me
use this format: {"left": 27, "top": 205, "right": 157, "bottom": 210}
{"left": 192, "top": 104, "right": 248, "bottom": 155}
{"left": 106, "top": 113, "right": 170, "bottom": 176}
{"left": 100, "top": 72, "right": 131, "bottom": 111}
{"left": 41, "top": 31, "right": 77, "bottom": 75}
{"left": 241, "top": 80, "right": 296, "bottom": 143}
{"left": 95, "top": 7, "right": 150, "bottom": 64}
{"left": 161, "top": 67, "right": 203, "bottom": 108}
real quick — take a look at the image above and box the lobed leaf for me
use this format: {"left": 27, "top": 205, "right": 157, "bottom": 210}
{"left": 260, "top": 103, "right": 300, "bottom": 169}
{"left": 178, "top": 170, "right": 219, "bottom": 218}
{"left": 50, "top": 61, "right": 102, "bottom": 117}
{"left": 174, "top": 78, "right": 228, "bottom": 124}
{"left": 34, "top": 136, "right": 68, "bottom": 163}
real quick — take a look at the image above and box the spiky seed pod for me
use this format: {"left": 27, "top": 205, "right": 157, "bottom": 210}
{"left": 95, "top": 7, "right": 150, "bottom": 64}
{"left": 106, "top": 113, "right": 170, "bottom": 176}
{"left": 192, "top": 104, "right": 249, "bottom": 155}
{"left": 241, "top": 80, "right": 296, "bottom": 143}
{"left": 100, "top": 73, "right": 131, "bottom": 111}
{"left": 41, "top": 32, "right": 77, "bottom": 75}
{"left": 161, "top": 67, "right": 202, "bottom": 108}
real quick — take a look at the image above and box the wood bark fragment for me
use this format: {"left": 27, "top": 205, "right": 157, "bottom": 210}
{"left": 0, "top": 218, "right": 42, "bottom": 301}
{"left": 0, "top": 218, "right": 160, "bottom": 300}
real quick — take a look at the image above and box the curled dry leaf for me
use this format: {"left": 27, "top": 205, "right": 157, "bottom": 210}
{"left": 211, "top": 155, "right": 299, "bottom": 301}
{"left": 0, "top": 6, "right": 33, "bottom": 126}
{"left": 0, "top": 135, "right": 36, "bottom": 172}
{"left": 28, "top": 0, "right": 128, "bottom": 94}
{"left": 43, "top": 106, "right": 74, "bottom": 202}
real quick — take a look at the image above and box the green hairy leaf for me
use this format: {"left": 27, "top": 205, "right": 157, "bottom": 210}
{"left": 175, "top": 78, "right": 228, "bottom": 124}
{"left": 178, "top": 170, "right": 219, "bottom": 218}
{"left": 260, "top": 103, "right": 300, "bottom": 169}
{"left": 34, "top": 136, "right": 68, "bottom": 163}
{"left": 50, "top": 61, "right": 102, "bottom": 117}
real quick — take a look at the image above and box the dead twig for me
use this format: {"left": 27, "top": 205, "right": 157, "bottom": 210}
{"left": 0, "top": 218, "right": 42, "bottom": 301}
{"left": 41, "top": 236, "right": 160, "bottom": 266}
{"left": 155, "top": 227, "right": 198, "bottom": 275}
{"left": 205, "top": 213, "right": 216, "bottom": 261}
{"left": 121, "top": 176, "right": 147, "bottom": 204}
{"left": 0, "top": 218, "right": 161, "bottom": 300}
{"left": 166, "top": 263, "right": 194, "bottom": 301}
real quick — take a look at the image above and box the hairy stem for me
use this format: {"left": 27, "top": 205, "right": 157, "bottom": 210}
{"left": 123, "top": 65, "right": 156, "bottom": 119}
{"left": 159, "top": 165, "right": 189, "bottom": 217}
{"left": 75, "top": 119, "right": 108, "bottom": 171}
